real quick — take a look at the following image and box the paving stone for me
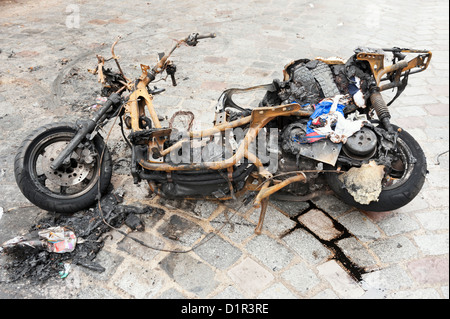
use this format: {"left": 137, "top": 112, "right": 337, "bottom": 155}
{"left": 415, "top": 210, "right": 449, "bottom": 231}
{"left": 269, "top": 200, "right": 310, "bottom": 218}
{"left": 76, "top": 285, "right": 122, "bottom": 299}
{"left": 193, "top": 200, "right": 219, "bottom": 219}
{"left": 369, "top": 236, "right": 418, "bottom": 263}
{"left": 213, "top": 286, "right": 245, "bottom": 299}
{"left": 157, "top": 214, "right": 204, "bottom": 247}
{"left": 0, "top": 207, "right": 44, "bottom": 243}
{"left": 281, "top": 262, "right": 320, "bottom": 295}
{"left": 115, "top": 263, "right": 165, "bottom": 298}
{"left": 413, "top": 233, "right": 449, "bottom": 255}
{"left": 336, "top": 237, "right": 377, "bottom": 268}
{"left": 311, "top": 194, "right": 352, "bottom": 218}
{"left": 223, "top": 198, "right": 254, "bottom": 215}
{"left": 227, "top": 257, "right": 274, "bottom": 296}
{"left": 298, "top": 209, "right": 343, "bottom": 241}
{"left": 407, "top": 256, "right": 449, "bottom": 285}
{"left": 117, "top": 232, "right": 165, "bottom": 261}
{"left": 317, "top": 260, "right": 365, "bottom": 298}
{"left": 160, "top": 253, "right": 218, "bottom": 297}
{"left": 361, "top": 265, "right": 413, "bottom": 291}
{"left": 249, "top": 205, "right": 297, "bottom": 237}
{"left": 311, "top": 289, "right": 339, "bottom": 299}
{"left": 210, "top": 211, "right": 256, "bottom": 243}
{"left": 245, "top": 234, "right": 294, "bottom": 271}
{"left": 361, "top": 210, "right": 394, "bottom": 222}
{"left": 87, "top": 250, "right": 124, "bottom": 281}
{"left": 422, "top": 188, "right": 450, "bottom": 209}
{"left": 337, "top": 211, "right": 381, "bottom": 242}
{"left": 426, "top": 167, "right": 450, "bottom": 189}
{"left": 140, "top": 207, "right": 166, "bottom": 229}
{"left": 376, "top": 212, "right": 420, "bottom": 236}
{"left": 257, "top": 282, "right": 297, "bottom": 299}
{"left": 282, "top": 228, "right": 331, "bottom": 264}
{"left": 157, "top": 288, "right": 186, "bottom": 299}
{"left": 193, "top": 235, "right": 242, "bottom": 270}
{"left": 394, "top": 193, "right": 429, "bottom": 214}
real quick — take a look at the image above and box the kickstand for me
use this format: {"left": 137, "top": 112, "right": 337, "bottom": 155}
{"left": 254, "top": 197, "right": 269, "bottom": 235}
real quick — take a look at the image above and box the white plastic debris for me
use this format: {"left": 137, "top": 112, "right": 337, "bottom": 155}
{"left": 1, "top": 226, "right": 77, "bottom": 254}
{"left": 38, "top": 226, "right": 77, "bottom": 253}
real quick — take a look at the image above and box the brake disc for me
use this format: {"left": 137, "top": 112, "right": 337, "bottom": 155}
{"left": 41, "top": 141, "right": 92, "bottom": 186}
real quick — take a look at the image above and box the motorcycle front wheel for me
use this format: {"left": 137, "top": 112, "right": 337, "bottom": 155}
{"left": 14, "top": 122, "right": 112, "bottom": 213}
{"left": 326, "top": 125, "right": 427, "bottom": 212}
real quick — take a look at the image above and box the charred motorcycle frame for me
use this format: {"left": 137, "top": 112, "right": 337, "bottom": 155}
{"left": 14, "top": 33, "right": 432, "bottom": 234}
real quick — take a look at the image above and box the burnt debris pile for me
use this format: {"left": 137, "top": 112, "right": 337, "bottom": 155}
{"left": 1, "top": 191, "right": 165, "bottom": 283}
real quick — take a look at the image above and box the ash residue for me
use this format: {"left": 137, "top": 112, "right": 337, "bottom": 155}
{"left": 1, "top": 191, "right": 165, "bottom": 283}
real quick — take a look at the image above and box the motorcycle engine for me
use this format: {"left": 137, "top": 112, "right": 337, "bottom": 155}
{"left": 278, "top": 121, "right": 324, "bottom": 195}
{"left": 342, "top": 127, "right": 378, "bottom": 160}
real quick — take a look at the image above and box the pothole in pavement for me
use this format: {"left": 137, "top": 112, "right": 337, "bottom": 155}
{"left": 280, "top": 200, "right": 367, "bottom": 282}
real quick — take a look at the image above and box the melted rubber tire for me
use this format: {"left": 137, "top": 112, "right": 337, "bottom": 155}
{"left": 14, "top": 122, "right": 112, "bottom": 213}
{"left": 326, "top": 126, "right": 427, "bottom": 212}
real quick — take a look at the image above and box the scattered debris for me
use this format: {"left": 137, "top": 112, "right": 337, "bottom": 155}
{"left": 28, "top": 65, "right": 42, "bottom": 72}
{"left": 0, "top": 190, "right": 165, "bottom": 283}
{"left": 59, "top": 263, "right": 71, "bottom": 279}
{"left": 435, "top": 150, "right": 449, "bottom": 165}
{"left": 1, "top": 226, "right": 77, "bottom": 254}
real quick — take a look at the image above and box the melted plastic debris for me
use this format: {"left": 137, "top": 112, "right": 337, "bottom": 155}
{"left": 0, "top": 191, "right": 165, "bottom": 283}
{"left": 339, "top": 161, "right": 385, "bottom": 205}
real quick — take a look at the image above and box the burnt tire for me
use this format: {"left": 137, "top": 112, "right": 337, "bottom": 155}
{"left": 326, "top": 126, "right": 427, "bottom": 212}
{"left": 14, "top": 122, "right": 112, "bottom": 213}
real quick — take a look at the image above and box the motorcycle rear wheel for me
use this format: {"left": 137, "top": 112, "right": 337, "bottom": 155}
{"left": 14, "top": 122, "right": 112, "bottom": 213}
{"left": 326, "top": 125, "right": 427, "bottom": 212}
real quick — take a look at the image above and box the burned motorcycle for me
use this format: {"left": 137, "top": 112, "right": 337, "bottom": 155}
{"left": 14, "top": 33, "right": 431, "bottom": 233}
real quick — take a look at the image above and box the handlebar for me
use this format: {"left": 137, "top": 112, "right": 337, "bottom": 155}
{"left": 146, "top": 32, "right": 216, "bottom": 85}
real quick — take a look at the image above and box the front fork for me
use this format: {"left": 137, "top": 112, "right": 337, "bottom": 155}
{"left": 50, "top": 93, "right": 122, "bottom": 170}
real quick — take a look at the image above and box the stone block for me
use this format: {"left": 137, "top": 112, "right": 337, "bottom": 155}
{"left": 369, "top": 236, "right": 418, "bottom": 263}
{"left": 317, "top": 260, "right": 365, "bottom": 298}
{"left": 245, "top": 234, "right": 294, "bottom": 271}
{"left": 282, "top": 228, "right": 331, "bottom": 264}
{"left": 281, "top": 262, "right": 320, "bottom": 295}
{"left": 194, "top": 235, "right": 242, "bottom": 270}
{"left": 227, "top": 257, "right": 274, "bottom": 296}
{"left": 298, "top": 209, "right": 343, "bottom": 241}
{"left": 160, "top": 253, "right": 218, "bottom": 297}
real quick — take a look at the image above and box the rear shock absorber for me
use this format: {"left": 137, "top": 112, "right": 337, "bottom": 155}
{"left": 370, "top": 86, "right": 393, "bottom": 132}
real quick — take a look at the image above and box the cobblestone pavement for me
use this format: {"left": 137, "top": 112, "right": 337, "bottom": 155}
{"left": 0, "top": 0, "right": 448, "bottom": 300}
